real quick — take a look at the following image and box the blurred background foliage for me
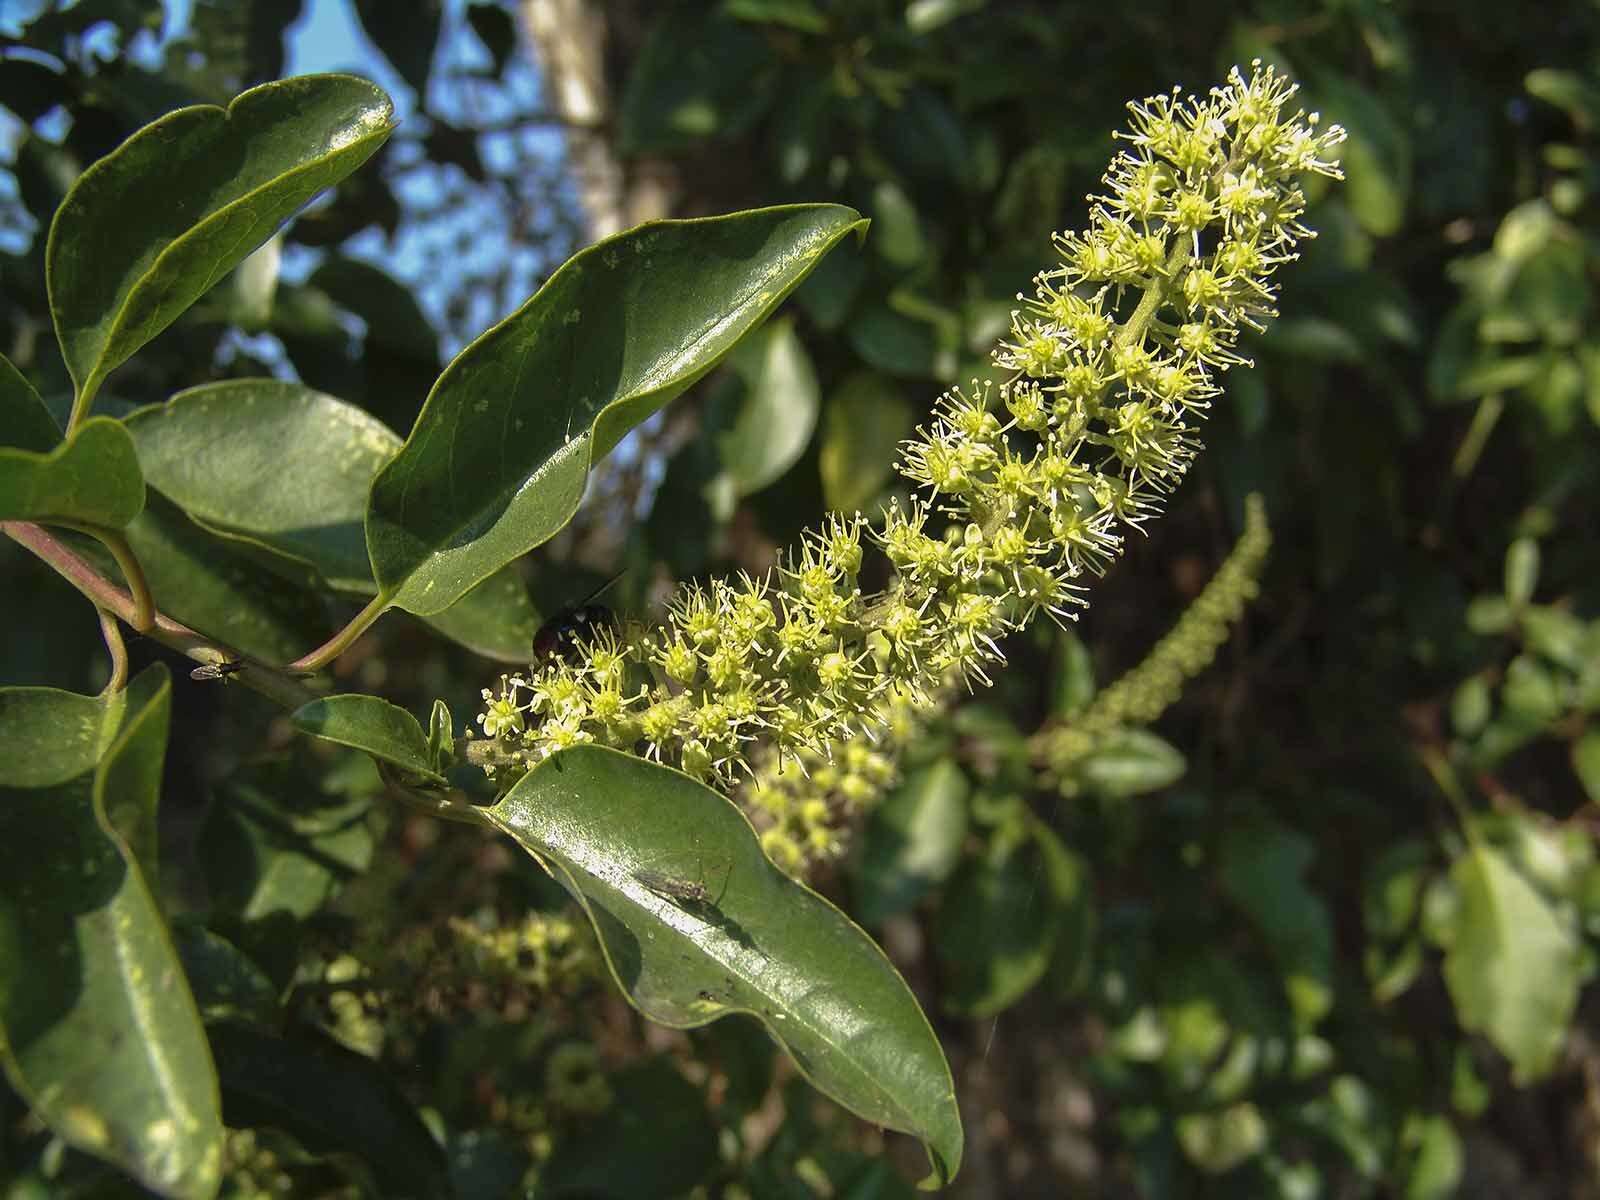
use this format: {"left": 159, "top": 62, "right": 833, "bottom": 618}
{"left": 4, "top": 0, "right": 1600, "bottom": 1195}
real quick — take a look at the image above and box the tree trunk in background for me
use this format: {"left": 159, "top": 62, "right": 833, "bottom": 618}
{"left": 520, "top": 0, "right": 676, "bottom": 241}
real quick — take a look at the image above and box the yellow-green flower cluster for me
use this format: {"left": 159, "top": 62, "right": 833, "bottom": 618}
{"left": 1034, "top": 492, "right": 1272, "bottom": 792}
{"left": 219, "top": 1130, "right": 296, "bottom": 1200}
{"left": 371, "top": 910, "right": 596, "bottom": 1031}
{"left": 742, "top": 681, "right": 938, "bottom": 873}
{"left": 443, "top": 910, "right": 595, "bottom": 996}
{"left": 473, "top": 63, "right": 1341, "bottom": 793}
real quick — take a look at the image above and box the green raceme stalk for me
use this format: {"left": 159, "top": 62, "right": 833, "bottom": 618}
{"left": 1034, "top": 491, "right": 1273, "bottom": 795}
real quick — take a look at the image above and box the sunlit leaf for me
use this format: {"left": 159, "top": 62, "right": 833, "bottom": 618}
{"left": 48, "top": 74, "right": 394, "bottom": 412}
{"left": 127, "top": 380, "right": 397, "bottom": 592}
{"left": 127, "top": 380, "right": 539, "bottom": 660}
{"left": 487, "top": 746, "right": 961, "bottom": 1188}
{"left": 1441, "top": 843, "right": 1579, "bottom": 1082}
{"left": 0, "top": 416, "right": 143, "bottom": 527}
{"left": 1313, "top": 75, "right": 1408, "bottom": 237}
{"left": 715, "top": 317, "right": 820, "bottom": 498}
{"left": 1575, "top": 731, "right": 1600, "bottom": 805}
{"left": 0, "top": 666, "right": 223, "bottom": 1199}
{"left": 1400, "top": 1113, "right": 1463, "bottom": 1200}
{"left": 1076, "top": 728, "right": 1186, "bottom": 798}
{"left": 367, "top": 204, "right": 866, "bottom": 616}
{"left": 291, "top": 694, "right": 443, "bottom": 783}
{"left": 1503, "top": 537, "right": 1540, "bottom": 609}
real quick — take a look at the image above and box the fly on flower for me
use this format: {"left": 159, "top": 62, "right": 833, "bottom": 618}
{"left": 532, "top": 572, "right": 624, "bottom": 664}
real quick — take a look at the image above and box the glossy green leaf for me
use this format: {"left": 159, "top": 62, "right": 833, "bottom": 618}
{"left": 415, "top": 565, "right": 542, "bottom": 663}
{"left": 1441, "top": 843, "right": 1579, "bottom": 1083}
{"left": 126, "top": 380, "right": 538, "bottom": 660}
{"left": 1219, "top": 821, "right": 1334, "bottom": 1028}
{"left": 1076, "top": 728, "right": 1186, "bottom": 798}
{"left": 818, "top": 370, "right": 913, "bottom": 513}
{"left": 121, "top": 492, "right": 333, "bottom": 665}
{"left": 68, "top": 486, "right": 332, "bottom": 666}
{"left": 208, "top": 1023, "right": 450, "bottom": 1200}
{"left": 1574, "top": 730, "right": 1600, "bottom": 805}
{"left": 47, "top": 74, "right": 394, "bottom": 411}
{"left": 540, "top": 1059, "right": 720, "bottom": 1197}
{"left": 0, "top": 687, "right": 115, "bottom": 789}
{"left": 848, "top": 303, "right": 940, "bottom": 379}
{"left": 853, "top": 758, "right": 970, "bottom": 924}
{"left": 1521, "top": 606, "right": 1587, "bottom": 670}
{"left": 171, "top": 923, "right": 279, "bottom": 1026}
{"left": 1400, "top": 1113, "right": 1463, "bottom": 1200}
{"left": 199, "top": 759, "right": 376, "bottom": 923}
{"left": 426, "top": 699, "right": 453, "bottom": 774}
{"left": 0, "top": 352, "right": 60, "bottom": 453}
{"left": 1050, "top": 630, "right": 1097, "bottom": 717}
{"left": 352, "top": 0, "right": 441, "bottom": 94}
{"left": 1314, "top": 76, "right": 1408, "bottom": 237}
{"left": 725, "top": 0, "right": 829, "bottom": 33}
{"left": 0, "top": 666, "right": 224, "bottom": 1199}
{"left": 127, "top": 380, "right": 396, "bottom": 592}
{"left": 617, "top": 13, "right": 773, "bottom": 154}
{"left": 1464, "top": 594, "right": 1512, "bottom": 635}
{"left": 715, "top": 317, "right": 820, "bottom": 497}
{"left": 933, "top": 823, "right": 1080, "bottom": 1018}
{"left": 486, "top": 746, "right": 961, "bottom": 1189}
{"left": 1450, "top": 674, "right": 1492, "bottom": 737}
{"left": 1175, "top": 1102, "right": 1268, "bottom": 1174}
{"left": 367, "top": 204, "right": 867, "bottom": 616}
{"left": 0, "top": 416, "right": 144, "bottom": 527}
{"left": 870, "top": 179, "right": 928, "bottom": 268}
{"left": 1503, "top": 537, "right": 1540, "bottom": 609}
{"left": 291, "top": 695, "right": 444, "bottom": 784}
{"left": 96, "top": 662, "right": 171, "bottom": 882}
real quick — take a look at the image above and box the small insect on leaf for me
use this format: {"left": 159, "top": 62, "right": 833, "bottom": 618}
{"left": 633, "top": 868, "right": 713, "bottom": 905}
{"left": 190, "top": 658, "right": 244, "bottom": 682}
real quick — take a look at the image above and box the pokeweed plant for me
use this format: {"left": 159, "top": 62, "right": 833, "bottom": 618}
{"left": 0, "top": 63, "right": 1340, "bottom": 1198}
